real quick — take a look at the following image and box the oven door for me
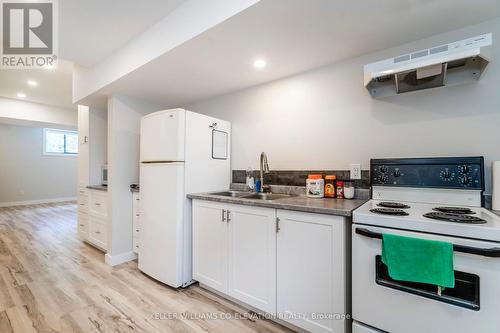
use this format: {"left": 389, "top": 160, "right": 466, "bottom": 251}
{"left": 352, "top": 225, "right": 500, "bottom": 333}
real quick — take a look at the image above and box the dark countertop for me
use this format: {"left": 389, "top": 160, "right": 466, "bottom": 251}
{"left": 187, "top": 192, "right": 367, "bottom": 217}
{"left": 86, "top": 185, "right": 108, "bottom": 192}
{"left": 491, "top": 210, "right": 500, "bottom": 218}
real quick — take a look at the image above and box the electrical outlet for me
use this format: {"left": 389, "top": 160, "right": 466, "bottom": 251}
{"left": 350, "top": 163, "right": 362, "bottom": 180}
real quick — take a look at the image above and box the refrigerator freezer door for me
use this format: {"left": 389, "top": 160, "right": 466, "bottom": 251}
{"left": 140, "top": 109, "right": 186, "bottom": 162}
{"left": 138, "top": 162, "right": 185, "bottom": 287}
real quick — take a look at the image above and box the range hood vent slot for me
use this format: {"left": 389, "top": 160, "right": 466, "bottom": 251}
{"left": 364, "top": 33, "right": 492, "bottom": 98}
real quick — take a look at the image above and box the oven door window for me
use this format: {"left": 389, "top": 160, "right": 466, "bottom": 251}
{"left": 375, "top": 255, "right": 480, "bottom": 311}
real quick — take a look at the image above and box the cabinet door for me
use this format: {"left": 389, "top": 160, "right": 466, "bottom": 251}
{"left": 227, "top": 204, "right": 276, "bottom": 314}
{"left": 276, "top": 210, "right": 347, "bottom": 333}
{"left": 132, "top": 192, "right": 140, "bottom": 254}
{"left": 192, "top": 200, "right": 228, "bottom": 293}
{"left": 77, "top": 212, "right": 89, "bottom": 238}
{"left": 88, "top": 215, "right": 107, "bottom": 251}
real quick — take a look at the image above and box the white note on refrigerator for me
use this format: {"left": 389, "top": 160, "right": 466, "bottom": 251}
{"left": 212, "top": 130, "right": 228, "bottom": 159}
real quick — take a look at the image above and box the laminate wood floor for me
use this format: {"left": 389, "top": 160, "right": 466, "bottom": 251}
{"left": 0, "top": 202, "right": 292, "bottom": 333}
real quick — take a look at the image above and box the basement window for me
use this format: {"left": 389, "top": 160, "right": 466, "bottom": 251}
{"left": 43, "top": 128, "right": 78, "bottom": 156}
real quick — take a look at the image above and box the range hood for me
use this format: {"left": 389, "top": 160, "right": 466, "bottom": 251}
{"left": 364, "top": 33, "right": 492, "bottom": 98}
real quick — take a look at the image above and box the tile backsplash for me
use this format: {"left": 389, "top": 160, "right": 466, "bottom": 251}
{"left": 232, "top": 170, "right": 370, "bottom": 188}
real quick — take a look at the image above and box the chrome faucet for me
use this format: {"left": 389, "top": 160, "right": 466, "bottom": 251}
{"left": 260, "top": 152, "right": 270, "bottom": 192}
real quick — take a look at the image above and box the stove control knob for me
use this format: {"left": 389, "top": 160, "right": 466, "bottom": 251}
{"left": 379, "top": 166, "right": 388, "bottom": 173}
{"left": 441, "top": 170, "right": 452, "bottom": 179}
{"left": 459, "top": 165, "right": 470, "bottom": 174}
{"left": 378, "top": 175, "right": 388, "bottom": 183}
{"left": 393, "top": 169, "right": 401, "bottom": 178}
{"left": 459, "top": 175, "right": 470, "bottom": 185}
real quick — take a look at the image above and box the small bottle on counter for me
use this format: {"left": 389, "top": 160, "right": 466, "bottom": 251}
{"left": 336, "top": 181, "right": 344, "bottom": 199}
{"left": 306, "top": 174, "right": 324, "bottom": 198}
{"left": 324, "top": 175, "right": 336, "bottom": 198}
{"left": 344, "top": 181, "right": 355, "bottom": 199}
{"left": 246, "top": 167, "right": 255, "bottom": 190}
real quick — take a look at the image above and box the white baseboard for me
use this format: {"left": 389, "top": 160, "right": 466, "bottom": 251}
{"left": 0, "top": 197, "right": 77, "bottom": 208}
{"left": 105, "top": 251, "right": 137, "bottom": 266}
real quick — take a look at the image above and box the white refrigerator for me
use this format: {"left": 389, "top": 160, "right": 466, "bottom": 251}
{"left": 139, "top": 108, "right": 231, "bottom": 288}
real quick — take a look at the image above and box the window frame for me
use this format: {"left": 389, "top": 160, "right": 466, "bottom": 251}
{"left": 42, "top": 128, "right": 79, "bottom": 157}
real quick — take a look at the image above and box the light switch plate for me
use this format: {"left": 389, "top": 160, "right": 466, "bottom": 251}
{"left": 350, "top": 163, "right": 362, "bottom": 180}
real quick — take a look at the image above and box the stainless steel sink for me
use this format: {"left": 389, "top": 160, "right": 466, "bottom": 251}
{"left": 211, "top": 191, "right": 250, "bottom": 197}
{"left": 241, "top": 193, "right": 294, "bottom": 201}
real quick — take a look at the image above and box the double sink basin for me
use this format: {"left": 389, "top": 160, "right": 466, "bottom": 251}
{"left": 211, "top": 190, "right": 294, "bottom": 201}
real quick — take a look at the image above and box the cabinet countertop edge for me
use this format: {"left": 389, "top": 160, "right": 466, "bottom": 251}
{"left": 187, "top": 193, "right": 366, "bottom": 217}
{"left": 86, "top": 185, "right": 108, "bottom": 192}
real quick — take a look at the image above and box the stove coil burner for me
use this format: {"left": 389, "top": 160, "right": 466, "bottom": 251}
{"left": 423, "top": 212, "right": 486, "bottom": 224}
{"left": 377, "top": 202, "right": 411, "bottom": 209}
{"left": 433, "top": 207, "right": 475, "bottom": 215}
{"left": 370, "top": 208, "right": 410, "bottom": 216}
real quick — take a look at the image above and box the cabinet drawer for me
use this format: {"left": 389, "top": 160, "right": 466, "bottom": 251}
{"left": 77, "top": 212, "right": 89, "bottom": 236}
{"left": 133, "top": 194, "right": 141, "bottom": 213}
{"left": 133, "top": 213, "right": 140, "bottom": 231}
{"left": 89, "top": 192, "right": 108, "bottom": 217}
{"left": 88, "top": 216, "right": 107, "bottom": 250}
{"left": 78, "top": 188, "right": 88, "bottom": 197}
{"left": 78, "top": 195, "right": 88, "bottom": 212}
{"left": 133, "top": 236, "right": 139, "bottom": 254}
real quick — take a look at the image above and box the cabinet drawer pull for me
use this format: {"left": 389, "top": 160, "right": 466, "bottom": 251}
{"left": 136, "top": 229, "right": 139, "bottom": 232}
{"left": 79, "top": 224, "right": 84, "bottom": 227}
{"left": 226, "top": 210, "right": 231, "bottom": 223}
{"left": 135, "top": 214, "right": 140, "bottom": 217}
{"left": 95, "top": 231, "right": 101, "bottom": 234}
{"left": 222, "top": 209, "right": 226, "bottom": 222}
{"left": 95, "top": 203, "right": 101, "bottom": 206}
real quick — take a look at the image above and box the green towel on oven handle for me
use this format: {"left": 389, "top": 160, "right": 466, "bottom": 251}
{"left": 381, "top": 233, "right": 455, "bottom": 289}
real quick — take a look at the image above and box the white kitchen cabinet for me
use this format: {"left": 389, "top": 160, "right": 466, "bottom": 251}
{"left": 77, "top": 105, "right": 108, "bottom": 251}
{"left": 132, "top": 191, "right": 140, "bottom": 254}
{"left": 83, "top": 189, "right": 109, "bottom": 251}
{"left": 77, "top": 186, "right": 88, "bottom": 239}
{"left": 192, "top": 200, "right": 276, "bottom": 313}
{"left": 88, "top": 214, "right": 107, "bottom": 250}
{"left": 276, "top": 209, "right": 348, "bottom": 333}
{"left": 192, "top": 199, "right": 349, "bottom": 332}
{"left": 77, "top": 212, "right": 89, "bottom": 237}
{"left": 227, "top": 204, "right": 276, "bottom": 314}
{"left": 193, "top": 200, "right": 229, "bottom": 293}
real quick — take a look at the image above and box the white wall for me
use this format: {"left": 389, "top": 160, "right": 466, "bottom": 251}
{"left": 89, "top": 108, "right": 108, "bottom": 185}
{"left": 106, "top": 94, "right": 162, "bottom": 264}
{"left": 0, "top": 123, "right": 77, "bottom": 205}
{"left": 0, "top": 97, "right": 77, "bottom": 128}
{"left": 188, "top": 18, "right": 500, "bottom": 194}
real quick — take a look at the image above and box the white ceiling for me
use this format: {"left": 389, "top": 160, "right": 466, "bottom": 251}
{"left": 59, "top": 0, "right": 186, "bottom": 67}
{"left": 0, "top": 60, "right": 73, "bottom": 109}
{"left": 2, "top": 0, "right": 500, "bottom": 110}
{"left": 0, "top": 0, "right": 186, "bottom": 109}
{"left": 98, "top": 0, "right": 500, "bottom": 107}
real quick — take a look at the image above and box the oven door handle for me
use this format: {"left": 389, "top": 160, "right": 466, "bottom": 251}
{"left": 355, "top": 227, "right": 500, "bottom": 258}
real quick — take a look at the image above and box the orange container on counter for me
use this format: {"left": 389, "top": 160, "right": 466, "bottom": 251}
{"left": 324, "top": 175, "right": 336, "bottom": 198}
